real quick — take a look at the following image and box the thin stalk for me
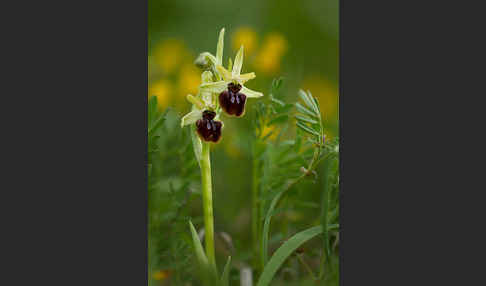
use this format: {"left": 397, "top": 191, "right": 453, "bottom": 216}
{"left": 200, "top": 142, "right": 216, "bottom": 269}
{"left": 297, "top": 254, "right": 318, "bottom": 280}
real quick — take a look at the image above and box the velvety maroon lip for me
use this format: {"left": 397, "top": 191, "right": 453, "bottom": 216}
{"left": 219, "top": 83, "right": 247, "bottom": 117}
{"left": 196, "top": 110, "right": 222, "bottom": 142}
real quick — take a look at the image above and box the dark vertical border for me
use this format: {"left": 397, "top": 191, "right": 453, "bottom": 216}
{"left": 4, "top": 0, "right": 149, "bottom": 284}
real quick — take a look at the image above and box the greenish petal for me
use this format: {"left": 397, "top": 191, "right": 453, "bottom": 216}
{"left": 216, "top": 28, "right": 225, "bottom": 65}
{"left": 241, "top": 85, "right": 263, "bottom": 98}
{"left": 180, "top": 109, "right": 202, "bottom": 127}
{"left": 200, "top": 80, "right": 228, "bottom": 93}
{"left": 238, "top": 72, "right": 256, "bottom": 84}
{"left": 216, "top": 65, "right": 233, "bottom": 82}
{"left": 232, "top": 45, "right": 244, "bottom": 76}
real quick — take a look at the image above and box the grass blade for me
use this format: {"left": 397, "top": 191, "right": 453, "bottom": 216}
{"left": 189, "top": 221, "right": 216, "bottom": 285}
{"left": 257, "top": 226, "right": 323, "bottom": 286}
{"left": 261, "top": 190, "right": 285, "bottom": 268}
{"left": 220, "top": 256, "right": 232, "bottom": 286}
{"left": 189, "top": 221, "right": 209, "bottom": 267}
{"left": 148, "top": 109, "right": 168, "bottom": 136}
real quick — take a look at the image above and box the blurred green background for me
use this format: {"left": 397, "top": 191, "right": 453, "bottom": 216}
{"left": 149, "top": 0, "right": 338, "bottom": 285}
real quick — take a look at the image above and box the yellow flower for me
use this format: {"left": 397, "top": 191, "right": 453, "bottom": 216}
{"left": 232, "top": 27, "right": 258, "bottom": 55}
{"left": 255, "top": 33, "right": 287, "bottom": 75}
{"left": 177, "top": 63, "right": 201, "bottom": 98}
{"left": 153, "top": 38, "right": 189, "bottom": 74}
{"left": 152, "top": 270, "right": 170, "bottom": 281}
{"left": 301, "top": 76, "right": 338, "bottom": 120}
{"left": 149, "top": 79, "right": 172, "bottom": 109}
{"left": 261, "top": 125, "right": 278, "bottom": 140}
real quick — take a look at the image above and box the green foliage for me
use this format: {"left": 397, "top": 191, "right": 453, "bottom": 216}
{"left": 257, "top": 226, "right": 323, "bottom": 286}
{"left": 220, "top": 256, "right": 232, "bottom": 286}
{"left": 148, "top": 98, "right": 200, "bottom": 285}
{"left": 148, "top": 77, "right": 339, "bottom": 285}
{"left": 250, "top": 81, "right": 339, "bottom": 285}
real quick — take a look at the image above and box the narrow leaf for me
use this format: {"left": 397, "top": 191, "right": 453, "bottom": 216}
{"left": 148, "top": 109, "right": 168, "bottom": 135}
{"left": 268, "top": 114, "right": 289, "bottom": 125}
{"left": 220, "top": 256, "right": 231, "bottom": 286}
{"left": 261, "top": 190, "right": 285, "bottom": 266}
{"left": 298, "top": 90, "right": 319, "bottom": 115}
{"left": 295, "top": 102, "right": 318, "bottom": 118}
{"left": 296, "top": 121, "right": 320, "bottom": 137}
{"left": 257, "top": 226, "right": 323, "bottom": 286}
{"left": 189, "top": 221, "right": 209, "bottom": 266}
{"left": 270, "top": 96, "right": 285, "bottom": 107}
{"left": 295, "top": 114, "right": 318, "bottom": 125}
{"left": 189, "top": 221, "right": 217, "bottom": 285}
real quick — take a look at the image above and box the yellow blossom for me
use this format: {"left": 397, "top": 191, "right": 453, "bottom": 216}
{"left": 149, "top": 79, "right": 172, "bottom": 109}
{"left": 153, "top": 38, "right": 190, "bottom": 74}
{"left": 232, "top": 27, "right": 258, "bottom": 55}
{"left": 261, "top": 125, "right": 278, "bottom": 140}
{"left": 152, "top": 270, "right": 170, "bottom": 281}
{"left": 255, "top": 33, "right": 287, "bottom": 75}
{"left": 177, "top": 63, "right": 201, "bottom": 97}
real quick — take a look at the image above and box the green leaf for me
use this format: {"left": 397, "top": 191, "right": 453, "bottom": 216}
{"left": 295, "top": 102, "right": 318, "bottom": 118}
{"left": 272, "top": 77, "right": 283, "bottom": 91}
{"left": 298, "top": 90, "right": 319, "bottom": 115}
{"left": 270, "top": 95, "right": 285, "bottom": 107}
{"left": 268, "top": 114, "right": 289, "bottom": 125}
{"left": 257, "top": 226, "right": 323, "bottom": 286}
{"left": 189, "top": 221, "right": 216, "bottom": 285}
{"left": 295, "top": 114, "right": 318, "bottom": 124}
{"left": 148, "top": 109, "right": 168, "bottom": 136}
{"left": 296, "top": 121, "right": 320, "bottom": 137}
{"left": 275, "top": 104, "right": 293, "bottom": 114}
{"left": 189, "top": 221, "right": 209, "bottom": 267}
{"left": 220, "top": 256, "right": 231, "bottom": 286}
{"left": 261, "top": 190, "right": 285, "bottom": 266}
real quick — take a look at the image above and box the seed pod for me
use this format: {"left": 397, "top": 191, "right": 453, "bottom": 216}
{"left": 196, "top": 110, "right": 222, "bottom": 143}
{"left": 219, "top": 82, "right": 247, "bottom": 117}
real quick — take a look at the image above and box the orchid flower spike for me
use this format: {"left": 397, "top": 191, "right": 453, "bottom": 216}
{"left": 200, "top": 46, "right": 263, "bottom": 116}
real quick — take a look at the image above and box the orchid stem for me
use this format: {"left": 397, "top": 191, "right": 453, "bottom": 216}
{"left": 201, "top": 142, "right": 216, "bottom": 270}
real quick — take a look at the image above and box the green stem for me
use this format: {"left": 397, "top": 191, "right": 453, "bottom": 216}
{"left": 201, "top": 142, "right": 216, "bottom": 269}
{"left": 297, "top": 254, "right": 318, "bottom": 280}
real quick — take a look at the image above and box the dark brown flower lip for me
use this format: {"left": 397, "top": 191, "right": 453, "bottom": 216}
{"left": 228, "top": 82, "right": 242, "bottom": 93}
{"left": 202, "top": 110, "right": 216, "bottom": 120}
{"left": 219, "top": 90, "right": 246, "bottom": 117}
{"left": 196, "top": 111, "right": 222, "bottom": 143}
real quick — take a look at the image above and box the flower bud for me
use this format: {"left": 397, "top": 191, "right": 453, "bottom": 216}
{"left": 194, "top": 53, "right": 211, "bottom": 70}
